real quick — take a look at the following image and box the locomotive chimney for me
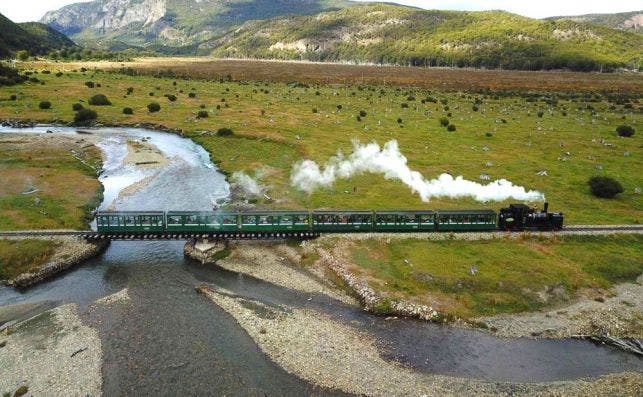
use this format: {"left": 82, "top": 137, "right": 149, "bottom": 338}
{"left": 543, "top": 202, "right": 549, "bottom": 213}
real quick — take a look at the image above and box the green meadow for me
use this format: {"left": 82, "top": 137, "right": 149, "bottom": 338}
{"left": 1, "top": 63, "right": 640, "bottom": 224}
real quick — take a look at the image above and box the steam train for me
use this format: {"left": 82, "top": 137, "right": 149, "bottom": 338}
{"left": 96, "top": 203, "right": 563, "bottom": 236}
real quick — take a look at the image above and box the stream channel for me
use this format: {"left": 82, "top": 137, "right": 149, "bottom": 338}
{"left": 0, "top": 125, "right": 641, "bottom": 395}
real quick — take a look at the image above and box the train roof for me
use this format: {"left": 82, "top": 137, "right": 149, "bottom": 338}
{"left": 96, "top": 211, "right": 165, "bottom": 216}
{"left": 436, "top": 209, "right": 497, "bottom": 215}
{"left": 374, "top": 210, "right": 436, "bottom": 214}
{"left": 312, "top": 210, "right": 373, "bottom": 214}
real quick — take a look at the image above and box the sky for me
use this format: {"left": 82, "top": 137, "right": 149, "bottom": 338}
{"left": 1, "top": 0, "right": 641, "bottom": 23}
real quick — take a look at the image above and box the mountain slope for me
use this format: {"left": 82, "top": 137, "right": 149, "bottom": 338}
{"left": 0, "top": 13, "right": 76, "bottom": 58}
{"left": 545, "top": 11, "right": 643, "bottom": 32}
{"left": 41, "top": 0, "right": 356, "bottom": 52}
{"left": 208, "top": 4, "right": 642, "bottom": 71}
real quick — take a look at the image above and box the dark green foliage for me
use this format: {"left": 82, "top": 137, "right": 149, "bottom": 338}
{"left": 0, "top": 12, "right": 76, "bottom": 58}
{"left": 439, "top": 117, "right": 449, "bottom": 127}
{"left": 588, "top": 176, "right": 624, "bottom": 198}
{"left": 38, "top": 101, "right": 51, "bottom": 109}
{"left": 166, "top": 94, "right": 177, "bottom": 102}
{"left": 336, "top": 104, "right": 342, "bottom": 110}
{"left": 312, "top": 107, "right": 318, "bottom": 113}
{"left": 88, "top": 94, "right": 111, "bottom": 106}
{"left": 447, "top": 124, "right": 456, "bottom": 131}
{"left": 188, "top": 92, "right": 196, "bottom": 98}
{"left": 13, "top": 385, "right": 28, "bottom": 397}
{"left": 85, "top": 81, "right": 95, "bottom": 88}
{"left": 537, "top": 111, "right": 544, "bottom": 118}
{"left": 197, "top": 110, "right": 209, "bottom": 118}
{"left": 616, "top": 125, "right": 635, "bottom": 137}
{"left": 126, "top": 87, "right": 134, "bottom": 94}
{"left": 147, "top": 102, "right": 161, "bottom": 112}
{"left": 73, "top": 108, "right": 97, "bottom": 124}
{"left": 485, "top": 132, "right": 493, "bottom": 137}
{"left": 72, "top": 103, "right": 83, "bottom": 111}
{"left": 0, "top": 65, "right": 27, "bottom": 86}
{"left": 401, "top": 103, "right": 408, "bottom": 108}
{"left": 356, "top": 115, "right": 361, "bottom": 122}
{"left": 397, "top": 117, "right": 403, "bottom": 124}
{"left": 359, "top": 110, "right": 367, "bottom": 117}
{"left": 123, "top": 107, "right": 133, "bottom": 115}
{"left": 472, "top": 105, "right": 479, "bottom": 111}
{"left": 9, "top": 94, "right": 16, "bottom": 100}
{"left": 216, "top": 127, "right": 234, "bottom": 136}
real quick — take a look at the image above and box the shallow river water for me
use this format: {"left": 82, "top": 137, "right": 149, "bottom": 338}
{"left": 0, "top": 126, "right": 641, "bottom": 394}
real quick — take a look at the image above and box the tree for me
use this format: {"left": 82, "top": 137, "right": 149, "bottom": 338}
{"left": 616, "top": 125, "right": 635, "bottom": 137}
{"left": 38, "top": 101, "right": 51, "bottom": 109}
{"left": 588, "top": 176, "right": 624, "bottom": 198}
{"left": 147, "top": 102, "right": 161, "bottom": 113}
{"left": 88, "top": 94, "right": 111, "bottom": 106}
{"left": 74, "top": 108, "right": 98, "bottom": 125}
{"left": 15, "top": 50, "right": 29, "bottom": 61}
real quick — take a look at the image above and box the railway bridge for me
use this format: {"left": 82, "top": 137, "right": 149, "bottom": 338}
{"left": 1, "top": 225, "right": 642, "bottom": 241}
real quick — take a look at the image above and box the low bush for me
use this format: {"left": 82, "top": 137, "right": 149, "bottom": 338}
{"left": 197, "top": 110, "right": 208, "bottom": 118}
{"left": 147, "top": 102, "right": 161, "bottom": 113}
{"left": 88, "top": 94, "right": 111, "bottom": 106}
{"left": 38, "top": 101, "right": 51, "bottom": 109}
{"left": 72, "top": 103, "right": 84, "bottom": 111}
{"left": 439, "top": 117, "right": 449, "bottom": 127}
{"left": 359, "top": 110, "right": 367, "bottom": 117}
{"left": 588, "top": 176, "right": 624, "bottom": 198}
{"left": 126, "top": 87, "right": 134, "bottom": 95}
{"left": 188, "top": 92, "right": 196, "bottom": 98}
{"left": 123, "top": 107, "right": 133, "bottom": 115}
{"left": 85, "top": 81, "right": 95, "bottom": 88}
{"left": 9, "top": 94, "right": 17, "bottom": 101}
{"left": 447, "top": 124, "right": 456, "bottom": 131}
{"left": 74, "top": 108, "right": 98, "bottom": 124}
{"left": 616, "top": 125, "right": 635, "bottom": 137}
{"left": 166, "top": 94, "right": 177, "bottom": 102}
{"left": 216, "top": 127, "right": 234, "bottom": 136}
{"left": 472, "top": 105, "right": 479, "bottom": 112}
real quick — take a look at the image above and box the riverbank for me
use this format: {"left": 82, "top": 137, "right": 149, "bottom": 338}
{"left": 0, "top": 304, "right": 102, "bottom": 396}
{"left": 0, "top": 236, "right": 109, "bottom": 288}
{"left": 197, "top": 284, "right": 643, "bottom": 396}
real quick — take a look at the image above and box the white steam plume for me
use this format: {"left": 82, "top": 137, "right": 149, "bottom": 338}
{"left": 290, "top": 140, "right": 544, "bottom": 202}
{"left": 231, "top": 171, "right": 264, "bottom": 196}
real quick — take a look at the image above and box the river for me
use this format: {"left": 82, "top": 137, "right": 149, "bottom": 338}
{"left": 0, "top": 125, "right": 641, "bottom": 394}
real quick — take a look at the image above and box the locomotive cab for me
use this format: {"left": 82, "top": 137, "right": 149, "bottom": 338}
{"left": 498, "top": 202, "right": 563, "bottom": 231}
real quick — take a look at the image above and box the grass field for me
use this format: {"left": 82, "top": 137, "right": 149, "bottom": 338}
{"left": 0, "top": 135, "right": 103, "bottom": 230}
{"left": 0, "top": 239, "right": 59, "bottom": 280}
{"left": 1, "top": 60, "right": 640, "bottom": 224}
{"left": 345, "top": 234, "right": 643, "bottom": 318}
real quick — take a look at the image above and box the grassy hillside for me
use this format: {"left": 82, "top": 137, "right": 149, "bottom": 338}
{"left": 0, "top": 13, "right": 76, "bottom": 58}
{"left": 42, "top": 0, "right": 355, "bottom": 53}
{"left": 210, "top": 4, "right": 643, "bottom": 72}
{"left": 546, "top": 11, "right": 642, "bottom": 32}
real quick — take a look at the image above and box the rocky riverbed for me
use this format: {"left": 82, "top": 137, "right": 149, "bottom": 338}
{"left": 197, "top": 284, "right": 643, "bottom": 396}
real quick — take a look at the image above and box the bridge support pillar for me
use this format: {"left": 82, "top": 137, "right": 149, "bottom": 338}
{"left": 184, "top": 238, "right": 227, "bottom": 264}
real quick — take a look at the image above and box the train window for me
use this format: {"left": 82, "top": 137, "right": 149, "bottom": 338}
{"left": 420, "top": 215, "right": 434, "bottom": 224}
{"left": 348, "top": 214, "right": 369, "bottom": 224}
{"left": 141, "top": 216, "right": 152, "bottom": 226}
{"left": 377, "top": 214, "right": 396, "bottom": 224}
{"left": 280, "top": 215, "right": 293, "bottom": 224}
{"left": 125, "top": 216, "right": 135, "bottom": 226}
{"left": 399, "top": 214, "right": 418, "bottom": 224}
{"left": 258, "top": 216, "right": 270, "bottom": 224}
{"left": 168, "top": 216, "right": 182, "bottom": 225}
{"left": 222, "top": 216, "right": 236, "bottom": 225}
{"left": 242, "top": 215, "right": 256, "bottom": 225}
{"left": 294, "top": 215, "right": 308, "bottom": 224}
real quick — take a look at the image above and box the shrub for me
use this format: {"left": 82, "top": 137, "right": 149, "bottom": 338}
{"left": 9, "top": 94, "right": 16, "bottom": 101}
{"left": 123, "top": 107, "right": 133, "bottom": 115}
{"left": 166, "top": 94, "right": 177, "bottom": 102}
{"left": 200, "top": 104, "right": 206, "bottom": 109}
{"left": 312, "top": 108, "right": 318, "bottom": 113}
{"left": 588, "top": 176, "right": 624, "bottom": 198}
{"left": 439, "top": 117, "right": 449, "bottom": 127}
{"left": 401, "top": 103, "right": 409, "bottom": 108}
{"left": 147, "top": 102, "right": 161, "bottom": 112}
{"left": 38, "top": 101, "right": 51, "bottom": 109}
{"left": 397, "top": 117, "right": 403, "bottom": 124}
{"left": 472, "top": 105, "right": 479, "bottom": 112}
{"left": 356, "top": 115, "right": 361, "bottom": 122}
{"left": 447, "top": 124, "right": 456, "bottom": 132}
{"left": 336, "top": 104, "right": 342, "bottom": 111}
{"left": 616, "top": 125, "right": 635, "bottom": 137}
{"left": 485, "top": 132, "right": 493, "bottom": 137}
{"left": 88, "top": 94, "right": 111, "bottom": 106}
{"left": 85, "top": 81, "right": 95, "bottom": 88}
{"left": 72, "top": 103, "right": 84, "bottom": 111}
{"left": 74, "top": 108, "right": 98, "bottom": 124}
{"left": 359, "top": 110, "right": 367, "bottom": 117}
{"left": 537, "top": 111, "right": 544, "bottom": 118}
{"left": 216, "top": 127, "right": 234, "bottom": 136}
{"left": 197, "top": 110, "right": 208, "bottom": 118}
{"left": 188, "top": 92, "right": 196, "bottom": 98}
{"left": 126, "top": 87, "right": 134, "bottom": 95}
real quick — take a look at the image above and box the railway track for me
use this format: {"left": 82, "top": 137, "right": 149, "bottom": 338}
{"left": 0, "top": 225, "right": 642, "bottom": 240}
